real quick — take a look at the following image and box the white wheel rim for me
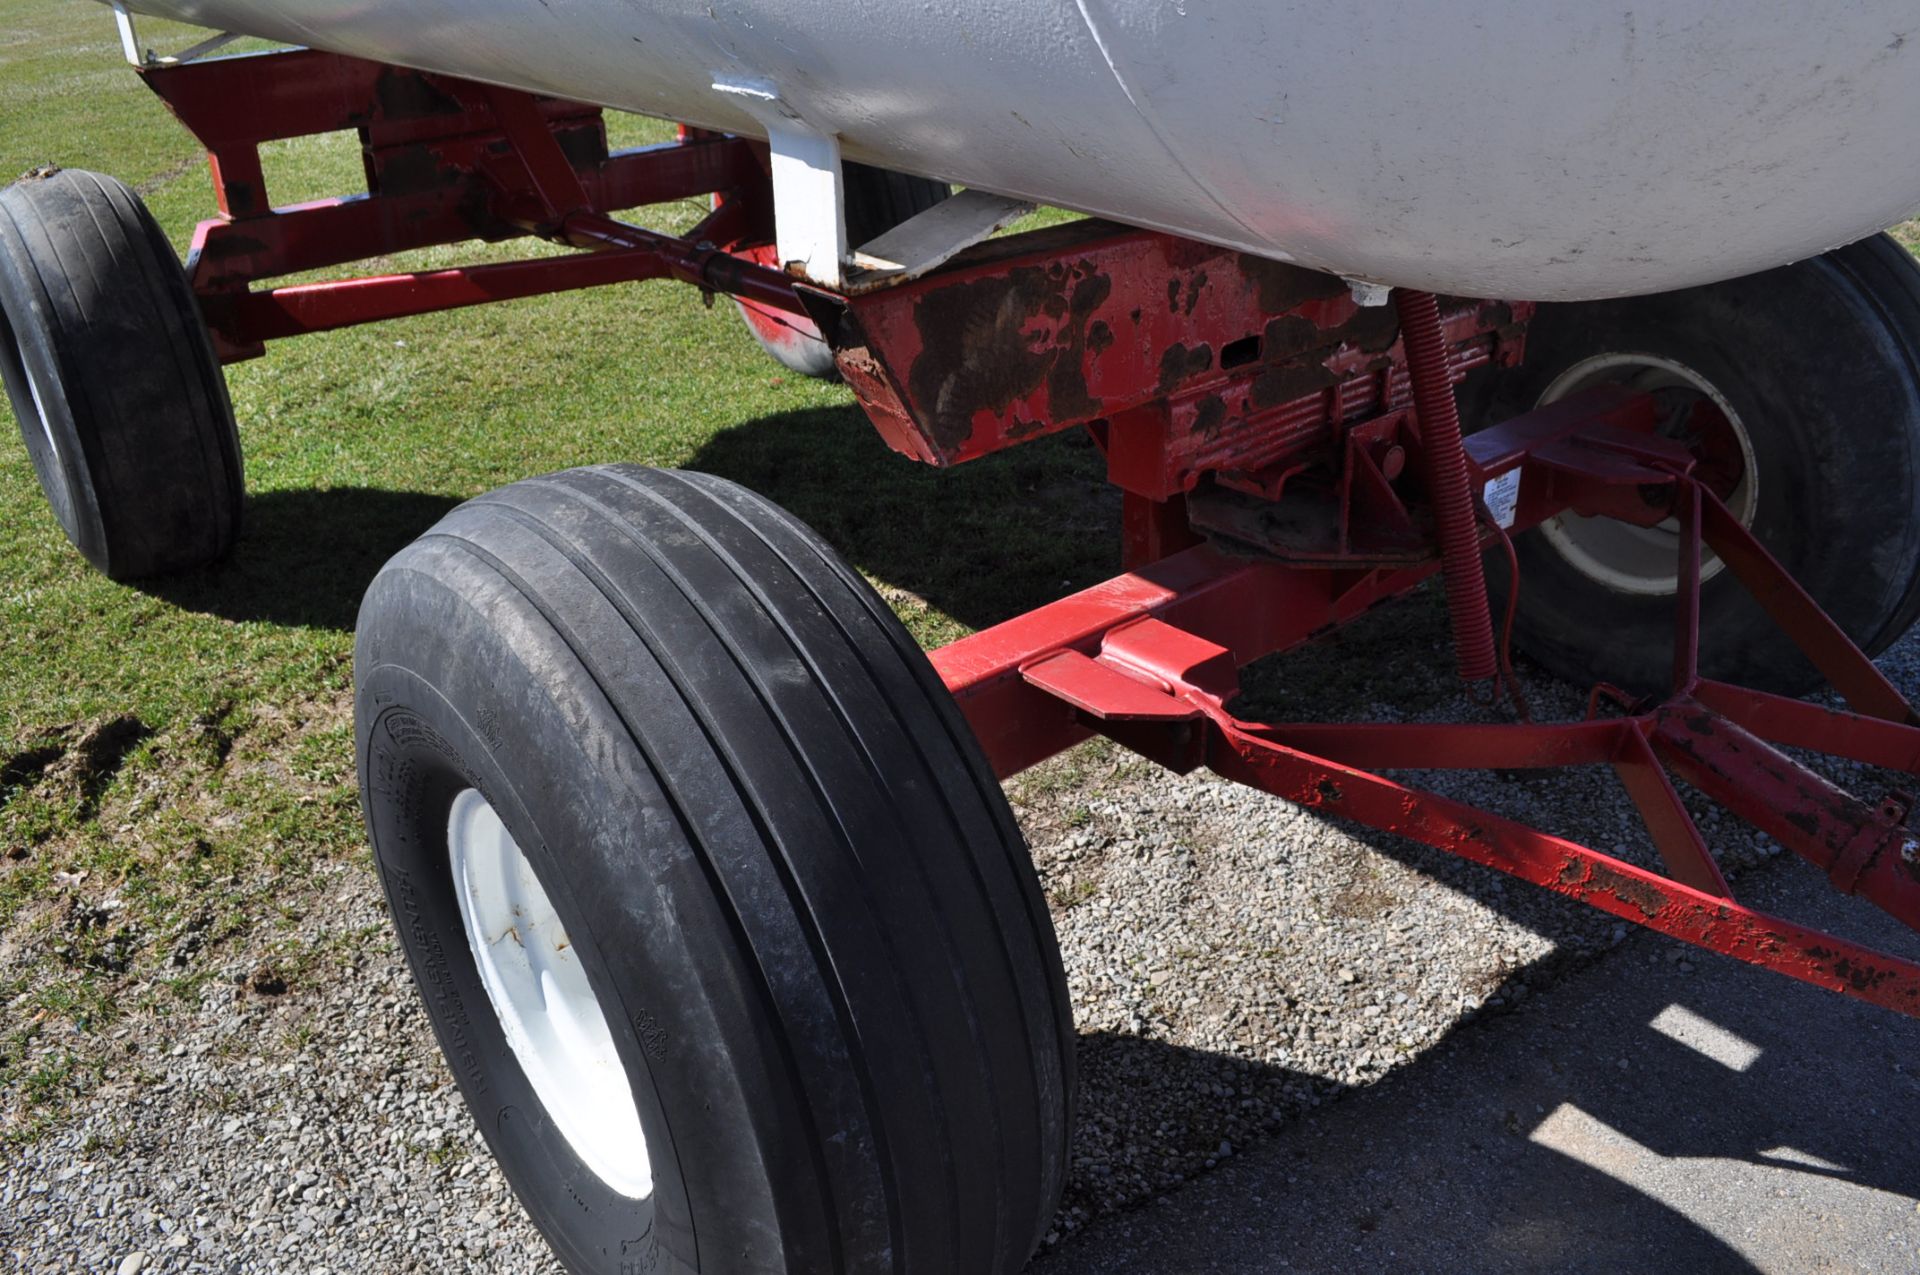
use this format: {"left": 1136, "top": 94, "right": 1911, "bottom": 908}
{"left": 448, "top": 789, "right": 652, "bottom": 1199}
{"left": 1535, "top": 352, "right": 1758, "bottom": 596}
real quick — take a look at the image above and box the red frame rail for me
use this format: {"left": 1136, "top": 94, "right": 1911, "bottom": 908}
{"left": 138, "top": 46, "right": 1920, "bottom": 1018}
{"left": 138, "top": 47, "right": 804, "bottom": 361}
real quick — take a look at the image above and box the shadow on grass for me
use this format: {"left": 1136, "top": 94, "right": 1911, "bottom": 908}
{"left": 144, "top": 404, "right": 1117, "bottom": 636}
{"left": 686, "top": 404, "right": 1120, "bottom": 635}
{"left": 144, "top": 487, "right": 462, "bottom": 630}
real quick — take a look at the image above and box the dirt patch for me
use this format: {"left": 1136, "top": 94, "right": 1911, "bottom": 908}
{"left": 0, "top": 692, "right": 362, "bottom": 1142}
{"left": 1, "top": 715, "right": 153, "bottom": 830}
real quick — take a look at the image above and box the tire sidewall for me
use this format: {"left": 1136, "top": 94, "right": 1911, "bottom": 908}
{"left": 359, "top": 656, "right": 699, "bottom": 1274}
{"left": 0, "top": 253, "right": 103, "bottom": 562}
{"left": 0, "top": 169, "right": 244, "bottom": 579}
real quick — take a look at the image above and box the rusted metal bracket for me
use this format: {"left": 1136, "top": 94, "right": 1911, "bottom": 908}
{"left": 811, "top": 221, "right": 1532, "bottom": 472}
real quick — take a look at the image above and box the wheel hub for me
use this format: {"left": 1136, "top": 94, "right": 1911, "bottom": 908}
{"left": 447, "top": 789, "right": 652, "bottom": 1199}
{"left": 1535, "top": 352, "right": 1758, "bottom": 595}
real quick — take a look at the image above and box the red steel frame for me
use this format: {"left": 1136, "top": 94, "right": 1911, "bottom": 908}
{"left": 138, "top": 47, "right": 808, "bottom": 362}
{"left": 142, "top": 47, "right": 1920, "bottom": 1018}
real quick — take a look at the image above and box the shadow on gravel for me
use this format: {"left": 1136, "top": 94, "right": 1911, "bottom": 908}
{"left": 144, "top": 487, "right": 461, "bottom": 630}
{"left": 1038, "top": 871, "right": 1920, "bottom": 1272}
{"left": 686, "top": 405, "right": 1119, "bottom": 634}
{"left": 1062, "top": 1030, "right": 1349, "bottom": 1226}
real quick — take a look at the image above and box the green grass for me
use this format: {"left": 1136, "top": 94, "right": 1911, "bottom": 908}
{"left": 0, "top": 0, "right": 1114, "bottom": 1138}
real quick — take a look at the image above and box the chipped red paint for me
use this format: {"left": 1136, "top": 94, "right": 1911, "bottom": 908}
{"left": 813, "top": 225, "right": 1532, "bottom": 481}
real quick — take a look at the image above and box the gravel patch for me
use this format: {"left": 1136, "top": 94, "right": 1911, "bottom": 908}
{"left": 1, "top": 860, "right": 565, "bottom": 1274}
{"left": 5, "top": 587, "right": 1917, "bottom": 1271}
{"left": 1018, "top": 586, "right": 1914, "bottom": 1245}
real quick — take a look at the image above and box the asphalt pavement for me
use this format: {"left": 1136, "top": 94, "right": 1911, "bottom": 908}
{"left": 1033, "top": 859, "right": 1920, "bottom": 1274}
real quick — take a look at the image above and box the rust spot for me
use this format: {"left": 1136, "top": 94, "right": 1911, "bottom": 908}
{"left": 1259, "top": 314, "right": 1327, "bottom": 361}
{"left": 905, "top": 260, "right": 1112, "bottom": 454}
{"left": 1193, "top": 395, "right": 1228, "bottom": 437}
{"left": 1346, "top": 304, "right": 1403, "bottom": 353}
{"left": 1235, "top": 253, "right": 1348, "bottom": 315}
{"left": 1573, "top": 860, "right": 1667, "bottom": 918}
{"left": 1184, "top": 269, "right": 1209, "bottom": 316}
{"left": 1262, "top": 301, "right": 1397, "bottom": 361}
{"left": 1088, "top": 319, "right": 1114, "bottom": 356}
{"left": 1249, "top": 361, "right": 1338, "bottom": 411}
{"left": 1784, "top": 808, "right": 1820, "bottom": 839}
{"left": 1316, "top": 778, "right": 1343, "bottom": 804}
{"left": 1830, "top": 957, "right": 1891, "bottom": 992}
{"left": 1049, "top": 271, "right": 1112, "bottom": 422}
{"left": 1157, "top": 342, "right": 1214, "bottom": 393}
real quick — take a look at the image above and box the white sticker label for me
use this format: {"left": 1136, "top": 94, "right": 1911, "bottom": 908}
{"left": 1483, "top": 469, "right": 1522, "bottom": 529}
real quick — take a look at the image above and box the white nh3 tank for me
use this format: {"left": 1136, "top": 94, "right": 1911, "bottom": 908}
{"left": 112, "top": 0, "right": 1920, "bottom": 301}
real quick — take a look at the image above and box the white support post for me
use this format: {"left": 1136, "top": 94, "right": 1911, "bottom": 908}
{"left": 713, "top": 79, "right": 847, "bottom": 288}
{"left": 109, "top": 1, "right": 147, "bottom": 66}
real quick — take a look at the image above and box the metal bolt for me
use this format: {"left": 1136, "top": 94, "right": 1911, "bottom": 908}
{"left": 1344, "top": 277, "right": 1392, "bottom": 307}
{"left": 1378, "top": 444, "right": 1407, "bottom": 482}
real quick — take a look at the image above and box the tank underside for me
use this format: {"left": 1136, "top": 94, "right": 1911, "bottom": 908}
{"left": 114, "top": 0, "right": 1920, "bottom": 301}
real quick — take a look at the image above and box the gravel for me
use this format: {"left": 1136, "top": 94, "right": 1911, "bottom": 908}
{"left": 6, "top": 585, "right": 1917, "bottom": 1272}
{"left": 1, "top": 858, "right": 565, "bottom": 1274}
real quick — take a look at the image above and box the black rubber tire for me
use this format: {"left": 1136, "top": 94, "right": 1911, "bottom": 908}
{"left": 843, "top": 164, "right": 953, "bottom": 247}
{"left": 355, "top": 465, "right": 1073, "bottom": 1274}
{"left": 735, "top": 165, "right": 951, "bottom": 379}
{"left": 0, "top": 168, "right": 243, "bottom": 580}
{"left": 1480, "top": 233, "right": 1920, "bottom": 696}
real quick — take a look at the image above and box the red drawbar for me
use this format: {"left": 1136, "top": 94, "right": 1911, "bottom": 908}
{"left": 935, "top": 394, "right": 1920, "bottom": 1019}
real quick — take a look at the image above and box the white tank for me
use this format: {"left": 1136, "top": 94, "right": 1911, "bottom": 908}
{"left": 113, "top": 0, "right": 1920, "bottom": 301}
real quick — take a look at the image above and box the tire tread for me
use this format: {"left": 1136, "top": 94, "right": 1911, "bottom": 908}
{"left": 405, "top": 464, "right": 1073, "bottom": 1272}
{"left": 0, "top": 168, "right": 241, "bottom": 578}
